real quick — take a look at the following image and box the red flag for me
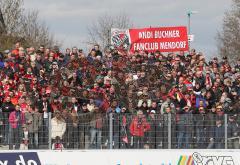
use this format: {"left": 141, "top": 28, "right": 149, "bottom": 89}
{"left": 122, "top": 136, "right": 128, "bottom": 144}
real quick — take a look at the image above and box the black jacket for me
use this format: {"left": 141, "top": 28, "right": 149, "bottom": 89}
{"left": 1, "top": 101, "right": 15, "bottom": 113}
{"left": 37, "top": 100, "right": 52, "bottom": 113}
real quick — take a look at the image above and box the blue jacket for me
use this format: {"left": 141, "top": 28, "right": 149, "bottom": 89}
{"left": 0, "top": 62, "right": 4, "bottom": 68}
{"left": 196, "top": 96, "right": 207, "bottom": 108}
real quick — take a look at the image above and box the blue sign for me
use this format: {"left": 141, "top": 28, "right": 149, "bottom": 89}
{"left": 0, "top": 152, "right": 41, "bottom": 165}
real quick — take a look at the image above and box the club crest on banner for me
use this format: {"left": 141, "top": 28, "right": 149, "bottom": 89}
{"left": 111, "top": 28, "right": 130, "bottom": 50}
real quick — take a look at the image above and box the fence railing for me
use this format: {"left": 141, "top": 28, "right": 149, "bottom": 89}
{"left": 0, "top": 112, "right": 239, "bottom": 150}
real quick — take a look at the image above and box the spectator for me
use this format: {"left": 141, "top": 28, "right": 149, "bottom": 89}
{"left": 24, "top": 105, "right": 34, "bottom": 149}
{"left": 51, "top": 111, "right": 66, "bottom": 141}
{"left": 194, "top": 107, "right": 207, "bottom": 148}
{"left": 24, "top": 105, "right": 42, "bottom": 149}
{"left": 0, "top": 42, "right": 240, "bottom": 150}
{"left": 1, "top": 96, "right": 15, "bottom": 144}
{"left": 93, "top": 44, "right": 103, "bottom": 57}
{"left": 52, "top": 136, "right": 64, "bottom": 150}
{"left": 129, "top": 110, "right": 150, "bottom": 149}
{"left": 160, "top": 97, "right": 174, "bottom": 114}
{"left": 119, "top": 107, "right": 130, "bottom": 149}
{"left": 20, "top": 124, "right": 29, "bottom": 150}
{"left": 146, "top": 110, "right": 160, "bottom": 149}
{"left": 89, "top": 107, "right": 103, "bottom": 149}
{"left": 227, "top": 115, "right": 239, "bottom": 149}
{"left": 161, "top": 106, "right": 175, "bottom": 149}
{"left": 177, "top": 106, "right": 193, "bottom": 149}
{"left": 208, "top": 119, "right": 225, "bottom": 149}
{"left": 62, "top": 109, "right": 77, "bottom": 149}
{"left": 8, "top": 104, "right": 25, "bottom": 149}
{"left": 37, "top": 94, "right": 52, "bottom": 145}
{"left": 69, "top": 97, "right": 80, "bottom": 113}
{"left": 78, "top": 103, "right": 91, "bottom": 149}
{"left": 70, "top": 110, "right": 79, "bottom": 149}
{"left": 108, "top": 108, "right": 121, "bottom": 149}
{"left": 20, "top": 137, "right": 29, "bottom": 150}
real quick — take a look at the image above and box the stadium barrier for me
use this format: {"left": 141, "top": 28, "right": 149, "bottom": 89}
{"left": 0, "top": 113, "right": 239, "bottom": 150}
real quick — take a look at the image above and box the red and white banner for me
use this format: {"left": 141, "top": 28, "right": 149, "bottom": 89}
{"left": 128, "top": 26, "right": 189, "bottom": 52}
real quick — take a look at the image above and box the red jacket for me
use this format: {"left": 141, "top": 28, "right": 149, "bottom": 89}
{"left": 9, "top": 111, "right": 25, "bottom": 129}
{"left": 129, "top": 116, "right": 150, "bottom": 137}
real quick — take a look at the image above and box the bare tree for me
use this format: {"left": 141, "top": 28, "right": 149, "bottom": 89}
{"left": 87, "top": 13, "right": 132, "bottom": 49}
{"left": 0, "top": 8, "right": 6, "bottom": 34}
{"left": 217, "top": 0, "right": 240, "bottom": 63}
{"left": 0, "top": 0, "right": 24, "bottom": 34}
{"left": 0, "top": 0, "right": 59, "bottom": 50}
{"left": 19, "top": 10, "right": 56, "bottom": 48}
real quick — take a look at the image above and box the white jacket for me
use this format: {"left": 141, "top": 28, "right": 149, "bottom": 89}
{"left": 51, "top": 118, "right": 66, "bottom": 139}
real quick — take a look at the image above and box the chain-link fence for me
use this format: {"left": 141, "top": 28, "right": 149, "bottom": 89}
{"left": 0, "top": 112, "right": 239, "bottom": 150}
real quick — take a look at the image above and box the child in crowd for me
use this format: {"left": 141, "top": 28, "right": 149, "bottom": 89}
{"left": 20, "top": 124, "right": 29, "bottom": 150}
{"left": 52, "top": 136, "right": 64, "bottom": 150}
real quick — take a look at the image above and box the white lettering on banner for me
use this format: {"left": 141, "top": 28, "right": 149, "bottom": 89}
{"left": 133, "top": 42, "right": 158, "bottom": 51}
{"left": 15, "top": 155, "right": 37, "bottom": 165}
{"left": 139, "top": 31, "right": 153, "bottom": 39}
{"left": 192, "top": 152, "right": 234, "bottom": 165}
{"left": 159, "top": 41, "right": 187, "bottom": 49}
{"left": 0, "top": 161, "right": 8, "bottom": 165}
{"left": 4, "top": 150, "right": 238, "bottom": 165}
{"left": 138, "top": 30, "right": 181, "bottom": 39}
{"left": 154, "top": 30, "right": 180, "bottom": 38}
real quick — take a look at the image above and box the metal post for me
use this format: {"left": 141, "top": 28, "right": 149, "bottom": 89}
{"left": 0, "top": 8, "right": 6, "bottom": 34}
{"left": 188, "top": 13, "right": 191, "bottom": 35}
{"left": 109, "top": 113, "right": 113, "bottom": 149}
{"left": 48, "top": 113, "right": 52, "bottom": 150}
{"left": 187, "top": 12, "right": 191, "bottom": 50}
{"left": 108, "top": 29, "right": 111, "bottom": 46}
{"left": 168, "top": 113, "right": 171, "bottom": 149}
{"left": 224, "top": 114, "right": 228, "bottom": 149}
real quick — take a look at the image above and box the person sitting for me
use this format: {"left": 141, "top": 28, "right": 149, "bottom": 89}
{"left": 20, "top": 138, "right": 29, "bottom": 150}
{"left": 52, "top": 136, "right": 64, "bottom": 150}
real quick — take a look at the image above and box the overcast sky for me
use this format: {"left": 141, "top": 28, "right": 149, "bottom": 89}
{"left": 24, "top": 0, "right": 232, "bottom": 58}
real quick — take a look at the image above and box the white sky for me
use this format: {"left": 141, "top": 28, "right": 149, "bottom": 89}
{"left": 24, "top": 0, "right": 232, "bottom": 58}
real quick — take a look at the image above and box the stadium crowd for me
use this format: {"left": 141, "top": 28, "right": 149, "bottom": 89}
{"left": 0, "top": 42, "right": 240, "bottom": 150}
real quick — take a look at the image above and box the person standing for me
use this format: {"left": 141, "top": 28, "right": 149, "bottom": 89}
{"left": 24, "top": 106, "right": 42, "bottom": 149}
{"left": 1, "top": 96, "right": 15, "bottom": 145}
{"left": 194, "top": 107, "right": 207, "bottom": 148}
{"left": 177, "top": 106, "right": 193, "bottom": 149}
{"left": 227, "top": 115, "right": 239, "bottom": 149}
{"left": 8, "top": 104, "right": 25, "bottom": 149}
{"left": 129, "top": 110, "right": 150, "bottom": 149}
{"left": 146, "top": 110, "right": 158, "bottom": 149}
{"left": 78, "top": 103, "right": 91, "bottom": 149}
{"left": 37, "top": 94, "right": 52, "bottom": 145}
{"left": 207, "top": 119, "right": 225, "bottom": 149}
{"left": 89, "top": 107, "right": 103, "bottom": 149}
{"left": 51, "top": 111, "right": 66, "bottom": 142}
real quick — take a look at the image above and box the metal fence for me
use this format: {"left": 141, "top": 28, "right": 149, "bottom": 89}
{"left": 0, "top": 112, "right": 240, "bottom": 150}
